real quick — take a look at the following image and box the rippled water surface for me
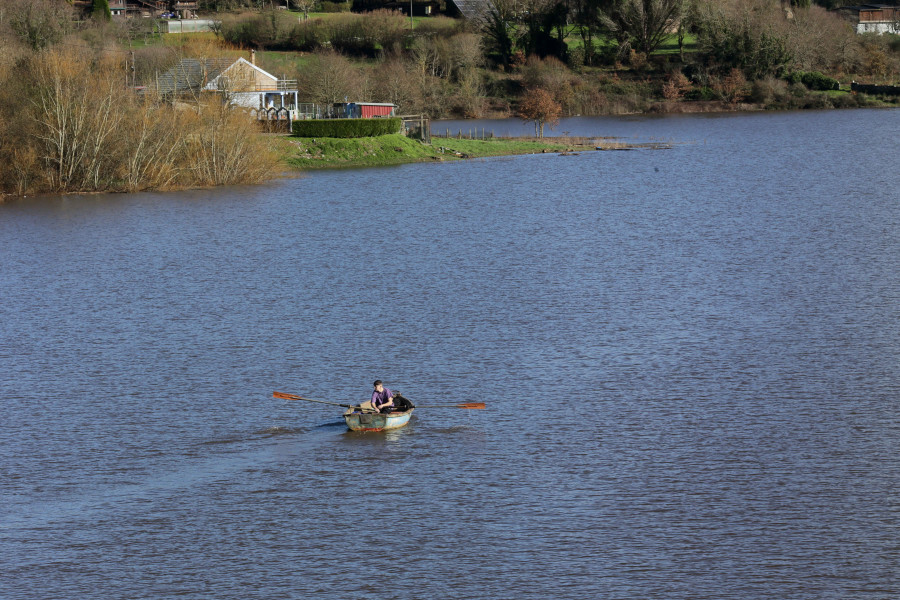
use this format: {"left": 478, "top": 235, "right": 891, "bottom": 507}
{"left": 2, "top": 109, "right": 899, "bottom": 599}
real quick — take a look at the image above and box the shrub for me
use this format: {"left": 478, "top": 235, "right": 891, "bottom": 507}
{"left": 323, "top": 13, "right": 376, "bottom": 56}
{"left": 521, "top": 56, "right": 574, "bottom": 112}
{"left": 683, "top": 86, "right": 718, "bottom": 101}
{"left": 320, "top": 1, "right": 351, "bottom": 12}
{"left": 360, "top": 9, "right": 409, "bottom": 54}
{"left": 288, "top": 19, "right": 325, "bottom": 52}
{"left": 788, "top": 71, "right": 839, "bottom": 91}
{"left": 292, "top": 118, "right": 402, "bottom": 138}
{"left": 411, "top": 16, "right": 465, "bottom": 39}
{"left": 717, "top": 67, "right": 749, "bottom": 103}
{"left": 693, "top": 0, "right": 793, "bottom": 79}
{"left": 219, "top": 10, "right": 297, "bottom": 49}
{"left": 750, "top": 76, "right": 789, "bottom": 106}
{"left": 829, "top": 91, "right": 863, "bottom": 108}
{"left": 662, "top": 71, "right": 691, "bottom": 100}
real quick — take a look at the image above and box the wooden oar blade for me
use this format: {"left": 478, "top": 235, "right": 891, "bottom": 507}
{"left": 273, "top": 391, "right": 301, "bottom": 401}
{"left": 458, "top": 402, "right": 486, "bottom": 409}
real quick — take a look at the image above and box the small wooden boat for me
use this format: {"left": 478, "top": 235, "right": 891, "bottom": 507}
{"left": 273, "top": 391, "right": 483, "bottom": 432}
{"left": 343, "top": 394, "right": 415, "bottom": 432}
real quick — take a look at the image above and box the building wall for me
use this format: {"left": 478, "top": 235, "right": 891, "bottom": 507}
{"left": 857, "top": 22, "right": 900, "bottom": 34}
{"left": 208, "top": 62, "right": 278, "bottom": 94}
{"left": 161, "top": 20, "right": 218, "bottom": 34}
{"left": 229, "top": 92, "right": 263, "bottom": 109}
{"left": 360, "top": 105, "right": 395, "bottom": 118}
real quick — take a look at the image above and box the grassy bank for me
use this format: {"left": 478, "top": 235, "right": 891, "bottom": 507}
{"left": 274, "top": 133, "right": 583, "bottom": 170}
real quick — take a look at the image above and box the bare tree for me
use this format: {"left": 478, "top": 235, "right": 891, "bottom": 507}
{"left": 788, "top": 5, "right": 857, "bottom": 73}
{"left": 31, "top": 49, "right": 125, "bottom": 191}
{"left": 454, "top": 65, "right": 486, "bottom": 117}
{"left": 480, "top": 0, "right": 518, "bottom": 66}
{"left": 4, "top": 0, "right": 73, "bottom": 51}
{"left": 372, "top": 57, "right": 420, "bottom": 112}
{"left": 183, "top": 101, "right": 276, "bottom": 187}
{"left": 289, "top": 0, "right": 317, "bottom": 20}
{"left": 121, "top": 98, "right": 181, "bottom": 191}
{"left": 3, "top": 43, "right": 275, "bottom": 195}
{"left": 601, "top": 0, "right": 684, "bottom": 56}
{"left": 298, "top": 50, "right": 361, "bottom": 105}
{"left": 691, "top": 0, "right": 794, "bottom": 79}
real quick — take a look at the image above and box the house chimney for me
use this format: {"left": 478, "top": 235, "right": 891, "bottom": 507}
{"left": 251, "top": 49, "right": 256, "bottom": 66}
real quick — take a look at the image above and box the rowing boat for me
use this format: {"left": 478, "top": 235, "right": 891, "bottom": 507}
{"left": 272, "top": 391, "right": 483, "bottom": 431}
{"left": 343, "top": 394, "right": 415, "bottom": 432}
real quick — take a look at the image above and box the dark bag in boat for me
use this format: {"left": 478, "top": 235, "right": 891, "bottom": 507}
{"left": 392, "top": 394, "right": 414, "bottom": 411}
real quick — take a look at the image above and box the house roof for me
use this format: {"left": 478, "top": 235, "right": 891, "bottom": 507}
{"left": 155, "top": 57, "right": 279, "bottom": 95}
{"left": 447, "top": 0, "right": 488, "bottom": 20}
{"left": 155, "top": 58, "right": 233, "bottom": 94}
{"left": 838, "top": 4, "right": 898, "bottom": 11}
{"left": 201, "top": 57, "right": 279, "bottom": 92}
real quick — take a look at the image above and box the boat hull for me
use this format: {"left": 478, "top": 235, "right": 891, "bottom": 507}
{"left": 343, "top": 409, "right": 413, "bottom": 432}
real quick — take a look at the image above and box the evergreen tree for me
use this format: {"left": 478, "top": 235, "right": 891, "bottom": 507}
{"left": 93, "top": 0, "right": 112, "bottom": 21}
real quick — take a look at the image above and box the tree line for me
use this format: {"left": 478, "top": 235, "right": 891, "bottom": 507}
{"left": 1, "top": 0, "right": 899, "bottom": 195}
{"left": 216, "top": 1, "right": 898, "bottom": 118}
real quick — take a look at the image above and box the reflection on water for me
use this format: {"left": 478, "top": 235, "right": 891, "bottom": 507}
{"left": 2, "top": 110, "right": 899, "bottom": 600}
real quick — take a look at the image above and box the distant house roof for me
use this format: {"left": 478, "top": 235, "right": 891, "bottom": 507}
{"left": 201, "top": 57, "right": 279, "bottom": 92}
{"left": 155, "top": 58, "right": 233, "bottom": 95}
{"left": 155, "top": 57, "right": 281, "bottom": 95}
{"left": 447, "top": 0, "right": 489, "bottom": 20}
{"left": 837, "top": 4, "right": 899, "bottom": 17}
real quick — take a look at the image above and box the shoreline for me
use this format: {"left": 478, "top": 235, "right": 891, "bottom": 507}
{"left": 2, "top": 105, "right": 892, "bottom": 201}
{"left": 0, "top": 134, "right": 666, "bottom": 203}
{"left": 274, "top": 132, "right": 674, "bottom": 172}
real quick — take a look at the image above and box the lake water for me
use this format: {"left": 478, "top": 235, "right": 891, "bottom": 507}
{"left": 2, "top": 109, "right": 899, "bottom": 600}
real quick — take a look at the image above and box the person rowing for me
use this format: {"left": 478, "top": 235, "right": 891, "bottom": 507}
{"left": 370, "top": 380, "right": 395, "bottom": 413}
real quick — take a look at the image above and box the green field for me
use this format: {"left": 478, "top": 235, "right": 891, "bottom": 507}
{"left": 274, "top": 133, "right": 578, "bottom": 170}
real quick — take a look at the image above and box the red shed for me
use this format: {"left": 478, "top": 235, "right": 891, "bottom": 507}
{"left": 358, "top": 103, "right": 396, "bottom": 118}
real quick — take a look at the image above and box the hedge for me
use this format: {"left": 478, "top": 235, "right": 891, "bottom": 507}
{"left": 292, "top": 118, "right": 402, "bottom": 138}
{"left": 788, "top": 71, "right": 840, "bottom": 91}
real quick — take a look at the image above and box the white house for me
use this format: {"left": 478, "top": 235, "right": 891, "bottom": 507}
{"left": 155, "top": 55, "right": 299, "bottom": 118}
{"left": 836, "top": 4, "right": 900, "bottom": 35}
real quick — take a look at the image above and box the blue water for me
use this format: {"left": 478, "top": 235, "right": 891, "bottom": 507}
{"left": 2, "top": 109, "right": 899, "bottom": 599}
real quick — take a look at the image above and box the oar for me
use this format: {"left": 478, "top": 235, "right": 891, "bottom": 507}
{"left": 273, "top": 391, "right": 376, "bottom": 412}
{"left": 413, "top": 402, "right": 486, "bottom": 409}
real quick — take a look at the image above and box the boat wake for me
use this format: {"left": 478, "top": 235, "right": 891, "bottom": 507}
{"left": 256, "top": 426, "right": 307, "bottom": 436}
{"left": 429, "top": 425, "right": 473, "bottom": 434}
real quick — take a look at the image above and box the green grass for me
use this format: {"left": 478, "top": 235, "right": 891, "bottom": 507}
{"left": 273, "top": 133, "right": 577, "bottom": 170}
{"left": 256, "top": 51, "right": 316, "bottom": 74}
{"left": 289, "top": 11, "right": 456, "bottom": 30}
{"left": 433, "top": 137, "right": 573, "bottom": 156}
{"left": 654, "top": 33, "right": 697, "bottom": 55}
{"left": 563, "top": 33, "right": 697, "bottom": 55}
{"left": 277, "top": 134, "right": 439, "bottom": 169}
